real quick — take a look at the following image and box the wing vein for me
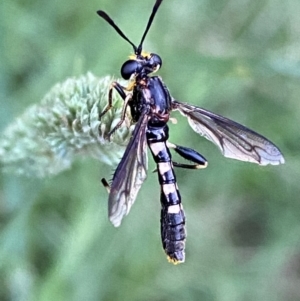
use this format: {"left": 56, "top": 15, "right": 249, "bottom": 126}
{"left": 108, "top": 112, "right": 150, "bottom": 227}
{"left": 172, "top": 100, "right": 284, "bottom": 165}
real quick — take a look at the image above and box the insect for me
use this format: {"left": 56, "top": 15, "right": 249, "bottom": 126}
{"left": 97, "top": 0, "right": 284, "bottom": 264}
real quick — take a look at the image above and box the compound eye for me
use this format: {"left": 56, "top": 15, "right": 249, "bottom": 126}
{"left": 121, "top": 60, "right": 141, "bottom": 80}
{"left": 150, "top": 53, "right": 162, "bottom": 70}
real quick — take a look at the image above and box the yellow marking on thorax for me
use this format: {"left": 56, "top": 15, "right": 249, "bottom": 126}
{"left": 125, "top": 80, "right": 136, "bottom": 91}
{"left": 128, "top": 51, "right": 151, "bottom": 60}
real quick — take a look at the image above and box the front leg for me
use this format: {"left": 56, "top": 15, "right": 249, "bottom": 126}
{"left": 99, "top": 81, "right": 133, "bottom": 140}
{"left": 106, "top": 93, "right": 132, "bottom": 139}
{"left": 99, "top": 81, "right": 127, "bottom": 119}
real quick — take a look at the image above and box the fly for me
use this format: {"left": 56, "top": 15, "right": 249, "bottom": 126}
{"left": 97, "top": 0, "right": 284, "bottom": 264}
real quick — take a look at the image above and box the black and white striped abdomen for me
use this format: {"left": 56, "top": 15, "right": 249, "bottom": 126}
{"left": 146, "top": 121, "right": 186, "bottom": 264}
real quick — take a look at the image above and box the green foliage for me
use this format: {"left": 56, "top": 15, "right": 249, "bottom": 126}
{"left": 0, "top": 74, "right": 131, "bottom": 177}
{"left": 1, "top": 0, "right": 299, "bottom": 301}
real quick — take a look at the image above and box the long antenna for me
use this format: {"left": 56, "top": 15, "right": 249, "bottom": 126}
{"left": 97, "top": 0, "right": 163, "bottom": 55}
{"left": 97, "top": 10, "right": 138, "bottom": 53}
{"left": 137, "top": 0, "right": 163, "bottom": 54}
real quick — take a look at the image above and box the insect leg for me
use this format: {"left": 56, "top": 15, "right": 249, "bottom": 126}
{"left": 106, "top": 92, "right": 132, "bottom": 138}
{"left": 99, "top": 81, "right": 133, "bottom": 140}
{"left": 101, "top": 178, "right": 111, "bottom": 193}
{"left": 167, "top": 142, "right": 208, "bottom": 169}
{"left": 99, "top": 81, "right": 127, "bottom": 119}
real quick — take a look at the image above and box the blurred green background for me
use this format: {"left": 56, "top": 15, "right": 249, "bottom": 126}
{"left": 1, "top": 0, "right": 299, "bottom": 300}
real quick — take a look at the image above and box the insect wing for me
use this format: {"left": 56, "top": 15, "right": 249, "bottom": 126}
{"left": 108, "top": 113, "right": 149, "bottom": 227}
{"left": 172, "top": 100, "right": 284, "bottom": 166}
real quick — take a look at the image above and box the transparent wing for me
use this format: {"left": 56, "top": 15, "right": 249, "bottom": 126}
{"left": 108, "top": 113, "right": 149, "bottom": 227}
{"left": 172, "top": 100, "right": 284, "bottom": 166}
